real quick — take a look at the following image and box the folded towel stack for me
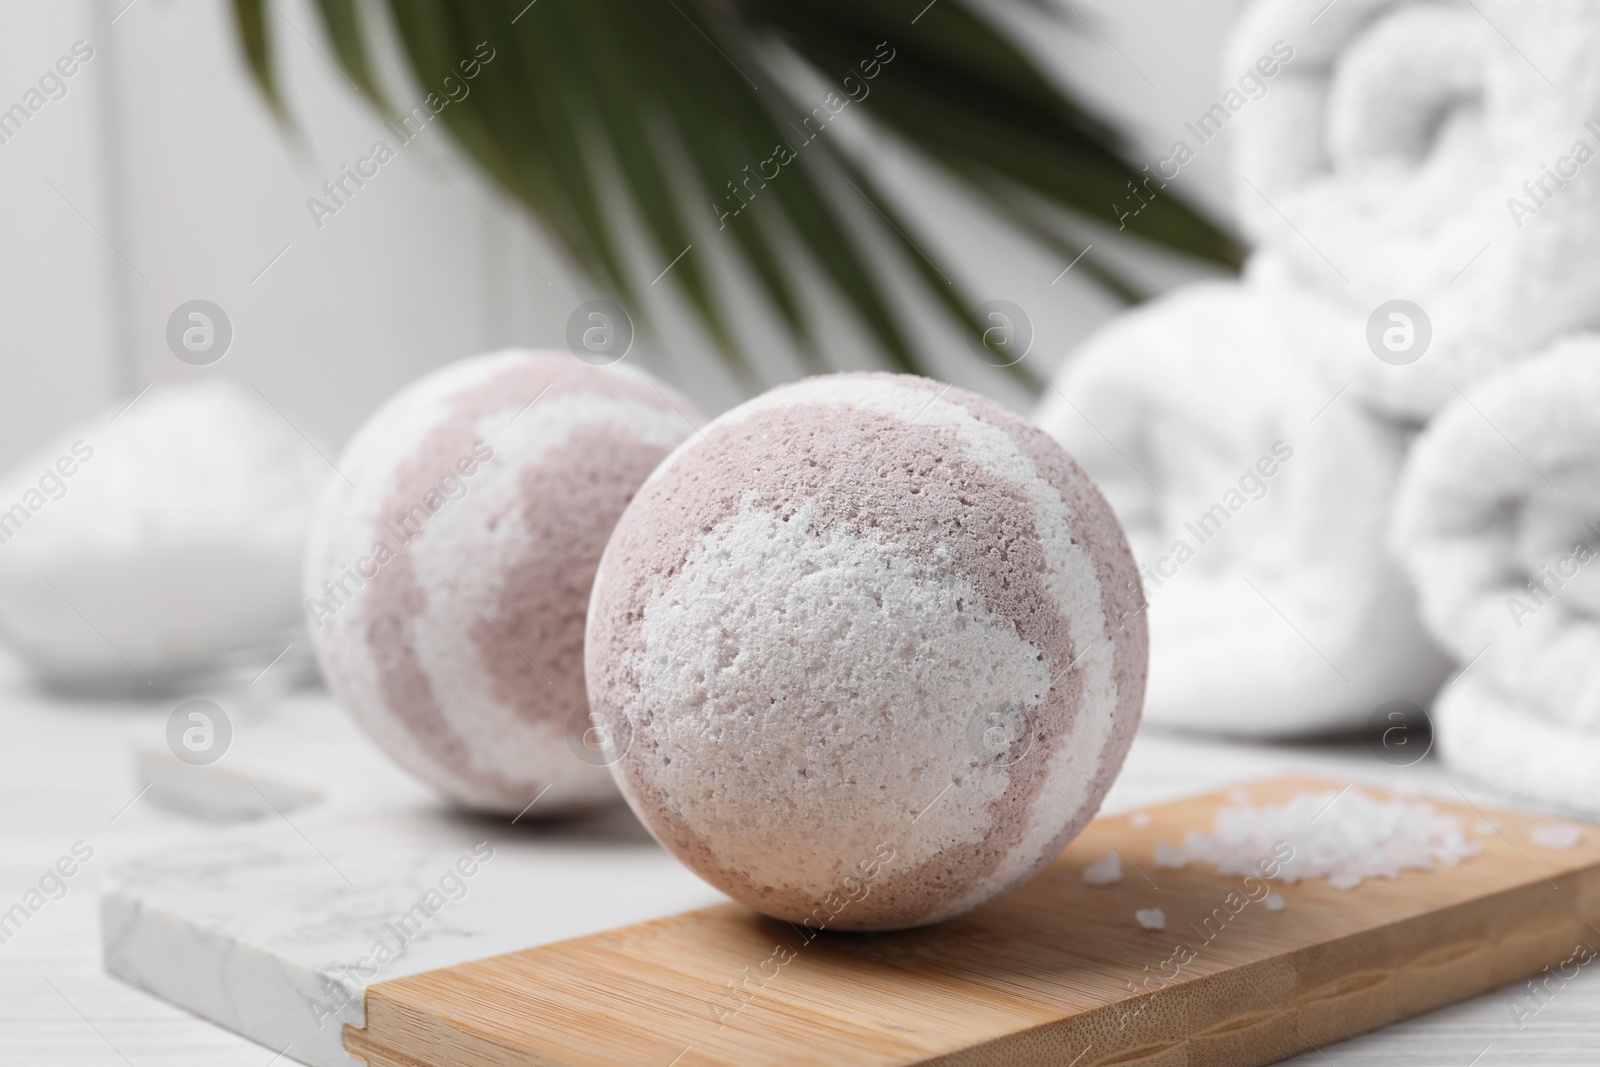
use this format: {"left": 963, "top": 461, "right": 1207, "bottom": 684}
{"left": 1036, "top": 284, "right": 1448, "bottom": 735}
{"left": 1394, "top": 340, "right": 1600, "bottom": 812}
{"left": 1037, "top": 0, "right": 1600, "bottom": 765}
{"left": 1230, "top": 0, "right": 1600, "bottom": 419}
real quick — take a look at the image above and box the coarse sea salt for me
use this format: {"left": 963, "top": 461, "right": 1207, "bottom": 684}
{"left": 1083, "top": 851, "right": 1123, "bottom": 886}
{"left": 0, "top": 380, "right": 327, "bottom": 688}
{"left": 1264, "top": 892, "right": 1287, "bottom": 911}
{"left": 1530, "top": 823, "right": 1582, "bottom": 850}
{"left": 1135, "top": 908, "right": 1166, "bottom": 930}
{"left": 1172, "top": 789, "right": 1481, "bottom": 890}
{"left": 1130, "top": 812, "right": 1152, "bottom": 829}
{"left": 1153, "top": 842, "right": 1187, "bottom": 869}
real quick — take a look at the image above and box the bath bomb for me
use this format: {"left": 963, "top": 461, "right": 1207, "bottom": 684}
{"left": 0, "top": 380, "right": 326, "bottom": 691}
{"left": 586, "top": 373, "right": 1147, "bottom": 930}
{"left": 306, "top": 350, "right": 699, "bottom": 815}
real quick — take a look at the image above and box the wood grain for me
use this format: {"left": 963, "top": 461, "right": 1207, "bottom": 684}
{"left": 346, "top": 776, "right": 1600, "bottom": 1067}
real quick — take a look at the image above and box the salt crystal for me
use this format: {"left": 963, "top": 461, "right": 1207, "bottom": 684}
{"left": 1083, "top": 851, "right": 1123, "bottom": 886}
{"left": 1154, "top": 842, "right": 1187, "bottom": 869}
{"left": 0, "top": 380, "right": 327, "bottom": 688}
{"left": 1130, "top": 812, "right": 1152, "bottom": 829}
{"left": 1178, "top": 789, "right": 1481, "bottom": 889}
{"left": 1135, "top": 908, "right": 1166, "bottom": 930}
{"left": 1531, "top": 823, "right": 1582, "bottom": 850}
{"left": 1229, "top": 789, "right": 1253, "bottom": 805}
{"left": 1264, "top": 892, "right": 1286, "bottom": 911}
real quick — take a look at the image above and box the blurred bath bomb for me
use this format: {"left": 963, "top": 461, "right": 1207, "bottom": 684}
{"left": 306, "top": 350, "right": 699, "bottom": 815}
{"left": 586, "top": 373, "right": 1147, "bottom": 930}
{"left": 0, "top": 380, "right": 327, "bottom": 689}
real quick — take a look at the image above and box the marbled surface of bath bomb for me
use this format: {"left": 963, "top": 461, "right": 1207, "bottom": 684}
{"left": 586, "top": 373, "right": 1147, "bottom": 929}
{"left": 307, "top": 350, "right": 698, "bottom": 815}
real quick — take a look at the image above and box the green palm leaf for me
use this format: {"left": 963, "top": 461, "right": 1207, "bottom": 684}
{"left": 232, "top": 0, "right": 1241, "bottom": 387}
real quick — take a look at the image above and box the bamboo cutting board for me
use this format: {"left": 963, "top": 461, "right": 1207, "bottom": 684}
{"left": 344, "top": 776, "right": 1600, "bottom": 1066}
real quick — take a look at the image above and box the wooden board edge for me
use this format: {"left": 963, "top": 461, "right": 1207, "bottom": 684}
{"left": 346, "top": 874, "right": 1598, "bottom": 1067}
{"left": 342, "top": 775, "right": 1600, "bottom": 1067}
{"left": 345, "top": 1006, "right": 572, "bottom": 1067}
{"left": 920, "top": 875, "right": 1600, "bottom": 1067}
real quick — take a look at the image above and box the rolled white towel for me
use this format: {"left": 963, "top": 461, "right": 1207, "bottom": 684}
{"left": 1036, "top": 281, "right": 1449, "bottom": 736}
{"left": 1393, "top": 337, "right": 1600, "bottom": 731}
{"left": 1435, "top": 673, "right": 1600, "bottom": 817}
{"left": 1228, "top": 0, "right": 1600, "bottom": 418}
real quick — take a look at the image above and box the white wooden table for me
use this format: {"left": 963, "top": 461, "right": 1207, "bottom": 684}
{"left": 1, "top": 650, "right": 1593, "bottom": 1066}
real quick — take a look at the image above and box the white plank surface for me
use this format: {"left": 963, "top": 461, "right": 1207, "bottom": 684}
{"left": 0, "top": 640, "right": 1594, "bottom": 1066}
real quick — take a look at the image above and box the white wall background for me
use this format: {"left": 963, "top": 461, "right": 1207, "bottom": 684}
{"left": 0, "top": 0, "right": 1248, "bottom": 469}
{"left": 0, "top": 2, "right": 119, "bottom": 464}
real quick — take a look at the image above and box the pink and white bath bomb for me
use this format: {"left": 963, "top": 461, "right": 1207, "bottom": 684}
{"left": 305, "top": 350, "right": 700, "bottom": 815}
{"left": 585, "top": 373, "right": 1147, "bottom": 929}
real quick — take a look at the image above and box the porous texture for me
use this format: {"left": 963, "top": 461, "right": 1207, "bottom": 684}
{"left": 1230, "top": 0, "right": 1600, "bottom": 417}
{"left": 306, "top": 350, "right": 698, "bottom": 815}
{"left": 585, "top": 373, "right": 1147, "bottom": 930}
{"left": 1035, "top": 282, "right": 1449, "bottom": 736}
